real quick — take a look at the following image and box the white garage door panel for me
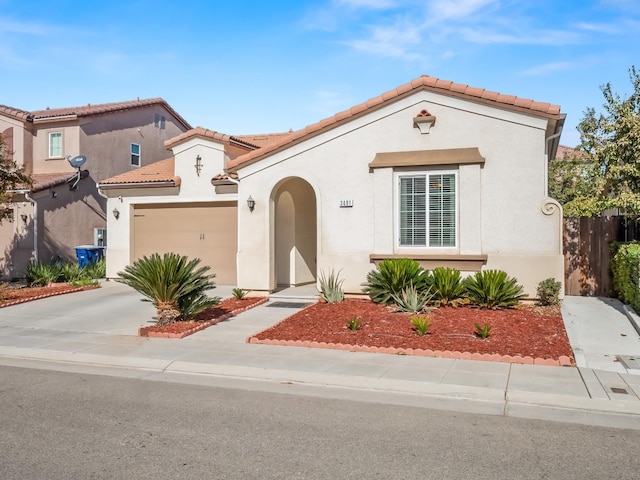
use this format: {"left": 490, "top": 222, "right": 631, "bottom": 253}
{"left": 133, "top": 202, "right": 238, "bottom": 285}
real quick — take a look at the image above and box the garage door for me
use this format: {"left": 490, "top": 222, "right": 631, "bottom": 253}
{"left": 132, "top": 202, "right": 238, "bottom": 285}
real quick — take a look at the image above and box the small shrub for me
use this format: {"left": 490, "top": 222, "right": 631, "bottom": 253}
{"left": 83, "top": 258, "right": 106, "bottom": 280}
{"left": 346, "top": 315, "right": 361, "bottom": 331}
{"left": 57, "top": 262, "right": 84, "bottom": 283}
{"left": 25, "top": 261, "right": 58, "bottom": 287}
{"left": 411, "top": 315, "right": 431, "bottom": 336}
{"left": 232, "top": 287, "right": 247, "bottom": 300}
{"left": 319, "top": 269, "right": 345, "bottom": 303}
{"left": 537, "top": 278, "right": 561, "bottom": 306}
{"left": 391, "top": 284, "right": 433, "bottom": 313}
{"left": 70, "top": 278, "right": 99, "bottom": 288}
{"left": 463, "top": 270, "right": 525, "bottom": 309}
{"left": 362, "top": 258, "right": 430, "bottom": 305}
{"left": 474, "top": 322, "right": 491, "bottom": 339}
{"left": 0, "top": 282, "right": 8, "bottom": 302}
{"left": 611, "top": 242, "right": 640, "bottom": 313}
{"left": 428, "top": 267, "right": 465, "bottom": 306}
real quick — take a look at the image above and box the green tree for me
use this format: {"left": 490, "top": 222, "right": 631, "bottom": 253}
{"left": 0, "top": 136, "right": 31, "bottom": 222}
{"left": 552, "top": 66, "right": 640, "bottom": 217}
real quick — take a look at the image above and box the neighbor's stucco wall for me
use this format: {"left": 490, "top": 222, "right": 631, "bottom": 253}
{"left": 236, "top": 90, "right": 562, "bottom": 296}
{"left": 102, "top": 136, "right": 237, "bottom": 278}
{"left": 0, "top": 200, "right": 35, "bottom": 280}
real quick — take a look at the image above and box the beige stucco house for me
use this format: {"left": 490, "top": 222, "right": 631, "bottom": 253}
{"left": 99, "top": 75, "right": 565, "bottom": 297}
{"left": 0, "top": 99, "right": 191, "bottom": 279}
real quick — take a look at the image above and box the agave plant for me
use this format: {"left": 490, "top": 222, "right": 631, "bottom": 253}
{"left": 25, "top": 260, "right": 59, "bottom": 287}
{"left": 463, "top": 269, "right": 525, "bottom": 309}
{"left": 117, "top": 253, "right": 219, "bottom": 326}
{"left": 362, "top": 258, "right": 430, "bottom": 305}
{"left": 319, "top": 268, "right": 345, "bottom": 303}
{"left": 428, "top": 267, "right": 465, "bottom": 306}
{"left": 391, "top": 284, "right": 433, "bottom": 312}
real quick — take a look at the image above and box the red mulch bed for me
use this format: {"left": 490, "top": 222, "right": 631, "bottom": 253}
{"left": 250, "top": 299, "right": 575, "bottom": 364}
{"left": 139, "top": 296, "right": 268, "bottom": 338}
{"left": 0, "top": 283, "right": 100, "bottom": 307}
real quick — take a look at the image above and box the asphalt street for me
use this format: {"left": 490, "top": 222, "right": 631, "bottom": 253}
{"left": 1, "top": 365, "right": 638, "bottom": 480}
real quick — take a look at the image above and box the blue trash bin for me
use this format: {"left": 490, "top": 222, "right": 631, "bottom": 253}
{"left": 75, "top": 245, "right": 105, "bottom": 267}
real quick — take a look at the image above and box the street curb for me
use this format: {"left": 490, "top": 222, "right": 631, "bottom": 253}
{"left": 622, "top": 304, "right": 640, "bottom": 337}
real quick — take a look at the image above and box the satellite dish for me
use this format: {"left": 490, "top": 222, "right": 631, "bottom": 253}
{"left": 68, "top": 155, "right": 87, "bottom": 169}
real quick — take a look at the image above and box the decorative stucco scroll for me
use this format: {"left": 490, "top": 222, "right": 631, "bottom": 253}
{"left": 541, "top": 198, "right": 563, "bottom": 255}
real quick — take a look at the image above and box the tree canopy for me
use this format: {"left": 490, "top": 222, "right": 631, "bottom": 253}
{"left": 550, "top": 66, "right": 640, "bottom": 217}
{"left": 0, "top": 136, "right": 32, "bottom": 222}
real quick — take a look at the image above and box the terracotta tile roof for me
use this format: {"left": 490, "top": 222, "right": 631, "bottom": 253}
{"left": 0, "top": 105, "right": 32, "bottom": 121}
{"left": 30, "top": 172, "right": 77, "bottom": 192}
{"left": 556, "top": 145, "right": 580, "bottom": 159}
{"left": 99, "top": 158, "right": 180, "bottom": 187}
{"left": 226, "top": 75, "right": 565, "bottom": 171}
{"left": 211, "top": 171, "right": 239, "bottom": 186}
{"left": 232, "top": 132, "right": 293, "bottom": 148}
{"left": 164, "top": 127, "right": 233, "bottom": 150}
{"left": 1, "top": 98, "right": 191, "bottom": 129}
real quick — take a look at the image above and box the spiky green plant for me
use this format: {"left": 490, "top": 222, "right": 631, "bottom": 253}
{"left": 232, "top": 287, "right": 247, "bottom": 300}
{"left": 391, "top": 284, "right": 433, "bottom": 313}
{"left": 117, "top": 253, "right": 218, "bottom": 326}
{"left": 345, "top": 315, "right": 361, "bottom": 331}
{"left": 411, "top": 314, "right": 432, "bottom": 336}
{"left": 463, "top": 270, "right": 525, "bottom": 309}
{"left": 428, "top": 267, "right": 466, "bottom": 306}
{"left": 83, "top": 258, "right": 106, "bottom": 280}
{"left": 56, "top": 261, "right": 85, "bottom": 283}
{"left": 474, "top": 322, "right": 492, "bottom": 339}
{"left": 319, "top": 268, "right": 345, "bottom": 303}
{"left": 362, "top": 258, "right": 430, "bottom": 305}
{"left": 25, "top": 261, "right": 59, "bottom": 287}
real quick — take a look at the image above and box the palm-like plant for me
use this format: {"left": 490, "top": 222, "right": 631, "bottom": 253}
{"left": 463, "top": 270, "right": 525, "bottom": 309}
{"left": 117, "top": 253, "right": 219, "bottom": 326}
{"left": 362, "top": 258, "right": 430, "bottom": 305}
{"left": 428, "top": 267, "right": 466, "bottom": 306}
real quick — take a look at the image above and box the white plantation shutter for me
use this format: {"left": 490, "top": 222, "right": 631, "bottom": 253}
{"left": 399, "top": 176, "right": 426, "bottom": 246}
{"left": 399, "top": 172, "right": 456, "bottom": 248}
{"left": 428, "top": 173, "right": 456, "bottom": 247}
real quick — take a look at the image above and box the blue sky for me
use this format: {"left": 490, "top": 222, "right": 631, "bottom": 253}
{"left": 1, "top": 0, "right": 639, "bottom": 146}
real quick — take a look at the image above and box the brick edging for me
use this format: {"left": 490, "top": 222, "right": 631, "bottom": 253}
{"left": 246, "top": 337, "right": 574, "bottom": 367}
{"left": 139, "top": 297, "right": 269, "bottom": 338}
{"left": 0, "top": 285, "right": 100, "bottom": 309}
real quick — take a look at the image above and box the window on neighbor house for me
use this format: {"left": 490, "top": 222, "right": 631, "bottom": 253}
{"left": 154, "top": 114, "right": 166, "bottom": 129}
{"left": 49, "top": 132, "right": 62, "bottom": 158}
{"left": 398, "top": 172, "right": 457, "bottom": 248}
{"left": 131, "top": 143, "right": 141, "bottom": 167}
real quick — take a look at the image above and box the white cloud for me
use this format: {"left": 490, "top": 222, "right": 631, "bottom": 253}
{"left": 341, "top": 20, "right": 423, "bottom": 59}
{"left": 459, "top": 27, "right": 583, "bottom": 46}
{"left": 520, "top": 62, "right": 575, "bottom": 76}
{"left": 426, "top": 0, "right": 498, "bottom": 20}
{"left": 0, "top": 19, "right": 62, "bottom": 36}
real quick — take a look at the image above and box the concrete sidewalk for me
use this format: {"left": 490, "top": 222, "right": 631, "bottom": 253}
{"left": 1, "top": 282, "right": 640, "bottom": 430}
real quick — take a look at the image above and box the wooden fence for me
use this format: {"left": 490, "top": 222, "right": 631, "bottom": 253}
{"left": 563, "top": 216, "right": 640, "bottom": 296}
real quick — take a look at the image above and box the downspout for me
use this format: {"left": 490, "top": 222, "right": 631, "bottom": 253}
{"left": 24, "top": 191, "right": 38, "bottom": 262}
{"left": 544, "top": 132, "right": 564, "bottom": 257}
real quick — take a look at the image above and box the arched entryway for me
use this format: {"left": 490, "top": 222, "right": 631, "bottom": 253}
{"left": 272, "top": 177, "right": 317, "bottom": 288}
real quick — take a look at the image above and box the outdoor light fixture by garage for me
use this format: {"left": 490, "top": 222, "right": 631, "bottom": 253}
{"left": 112, "top": 207, "right": 120, "bottom": 220}
{"left": 246, "top": 195, "right": 255, "bottom": 213}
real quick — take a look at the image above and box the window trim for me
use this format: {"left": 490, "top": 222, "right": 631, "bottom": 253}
{"left": 48, "top": 131, "right": 63, "bottom": 158}
{"left": 130, "top": 143, "right": 141, "bottom": 167}
{"left": 394, "top": 169, "right": 459, "bottom": 250}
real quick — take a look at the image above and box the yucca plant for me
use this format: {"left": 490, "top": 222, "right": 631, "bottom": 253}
{"left": 428, "top": 267, "right": 465, "bottom": 306}
{"left": 117, "top": 253, "right": 219, "bottom": 326}
{"left": 463, "top": 270, "right": 525, "bottom": 309}
{"left": 83, "top": 258, "right": 106, "bottom": 280}
{"left": 362, "top": 258, "right": 430, "bottom": 305}
{"left": 319, "top": 268, "right": 345, "bottom": 303}
{"left": 391, "top": 284, "right": 433, "bottom": 313}
{"left": 25, "top": 260, "right": 59, "bottom": 287}
{"left": 232, "top": 287, "right": 247, "bottom": 300}
{"left": 411, "top": 314, "right": 432, "bottom": 336}
{"left": 56, "top": 261, "right": 85, "bottom": 283}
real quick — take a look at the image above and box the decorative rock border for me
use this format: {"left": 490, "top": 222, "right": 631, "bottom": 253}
{"left": 0, "top": 285, "right": 100, "bottom": 309}
{"left": 139, "top": 297, "right": 269, "bottom": 339}
{"left": 246, "top": 337, "right": 574, "bottom": 367}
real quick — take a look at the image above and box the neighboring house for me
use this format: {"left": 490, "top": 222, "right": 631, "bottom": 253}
{"left": 99, "top": 75, "right": 565, "bottom": 297}
{"left": 0, "top": 99, "right": 191, "bottom": 279}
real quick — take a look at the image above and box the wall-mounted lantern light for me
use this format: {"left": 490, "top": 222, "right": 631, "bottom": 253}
{"left": 20, "top": 214, "right": 28, "bottom": 223}
{"left": 112, "top": 207, "right": 120, "bottom": 220}
{"left": 246, "top": 195, "right": 255, "bottom": 213}
{"left": 51, "top": 191, "right": 57, "bottom": 198}
{"left": 195, "top": 155, "right": 203, "bottom": 176}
